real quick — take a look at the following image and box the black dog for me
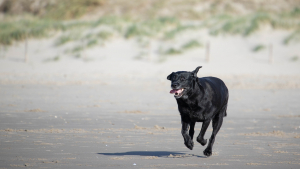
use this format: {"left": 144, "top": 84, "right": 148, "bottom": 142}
{"left": 167, "top": 66, "right": 228, "bottom": 157}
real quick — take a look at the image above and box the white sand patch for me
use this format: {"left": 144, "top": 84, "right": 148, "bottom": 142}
{"left": 0, "top": 30, "right": 299, "bottom": 88}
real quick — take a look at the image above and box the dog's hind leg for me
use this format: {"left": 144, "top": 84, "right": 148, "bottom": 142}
{"left": 196, "top": 120, "right": 210, "bottom": 146}
{"left": 203, "top": 113, "right": 223, "bottom": 157}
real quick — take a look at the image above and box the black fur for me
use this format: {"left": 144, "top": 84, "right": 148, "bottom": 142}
{"left": 167, "top": 66, "right": 229, "bottom": 157}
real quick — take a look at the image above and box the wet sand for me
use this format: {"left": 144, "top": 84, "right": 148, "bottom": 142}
{"left": 1, "top": 82, "right": 300, "bottom": 169}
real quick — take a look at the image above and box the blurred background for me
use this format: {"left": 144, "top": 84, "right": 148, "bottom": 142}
{"left": 0, "top": 0, "right": 300, "bottom": 87}
{"left": 0, "top": 0, "right": 299, "bottom": 89}
{"left": 0, "top": 0, "right": 299, "bottom": 85}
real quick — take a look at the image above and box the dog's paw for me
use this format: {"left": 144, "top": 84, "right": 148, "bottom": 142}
{"left": 196, "top": 137, "right": 207, "bottom": 146}
{"left": 203, "top": 148, "right": 212, "bottom": 157}
{"left": 184, "top": 140, "right": 194, "bottom": 150}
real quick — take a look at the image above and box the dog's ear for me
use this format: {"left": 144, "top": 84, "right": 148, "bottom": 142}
{"left": 167, "top": 72, "right": 173, "bottom": 80}
{"left": 192, "top": 66, "right": 202, "bottom": 77}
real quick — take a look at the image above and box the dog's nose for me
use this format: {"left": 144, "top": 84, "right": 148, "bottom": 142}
{"left": 171, "top": 83, "right": 178, "bottom": 89}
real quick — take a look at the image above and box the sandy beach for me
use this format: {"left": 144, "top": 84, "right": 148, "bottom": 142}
{"left": 0, "top": 28, "right": 300, "bottom": 168}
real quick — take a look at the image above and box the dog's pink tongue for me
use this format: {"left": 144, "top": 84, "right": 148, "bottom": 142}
{"left": 170, "top": 89, "right": 179, "bottom": 94}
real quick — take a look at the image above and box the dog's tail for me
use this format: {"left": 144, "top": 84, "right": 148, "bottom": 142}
{"left": 223, "top": 94, "right": 229, "bottom": 117}
{"left": 221, "top": 92, "right": 229, "bottom": 117}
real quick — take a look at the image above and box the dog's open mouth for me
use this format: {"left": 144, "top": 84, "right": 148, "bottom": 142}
{"left": 170, "top": 88, "right": 184, "bottom": 98}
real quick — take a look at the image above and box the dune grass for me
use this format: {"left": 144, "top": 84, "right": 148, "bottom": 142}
{"left": 291, "top": 55, "right": 299, "bottom": 62}
{"left": 163, "top": 48, "right": 182, "bottom": 55}
{"left": 1, "top": 0, "right": 300, "bottom": 60}
{"left": 181, "top": 40, "right": 203, "bottom": 50}
{"left": 0, "top": 18, "right": 92, "bottom": 46}
{"left": 283, "top": 29, "right": 300, "bottom": 45}
{"left": 0, "top": 19, "right": 61, "bottom": 45}
{"left": 2, "top": 8, "right": 299, "bottom": 46}
{"left": 252, "top": 44, "right": 266, "bottom": 52}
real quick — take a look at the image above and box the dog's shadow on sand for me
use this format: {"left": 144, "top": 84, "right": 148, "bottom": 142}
{"left": 97, "top": 151, "right": 206, "bottom": 158}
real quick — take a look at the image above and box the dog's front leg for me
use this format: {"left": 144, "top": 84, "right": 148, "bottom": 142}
{"left": 181, "top": 119, "right": 194, "bottom": 150}
{"left": 189, "top": 122, "right": 195, "bottom": 140}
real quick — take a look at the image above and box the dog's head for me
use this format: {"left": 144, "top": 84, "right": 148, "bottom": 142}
{"left": 167, "top": 66, "right": 202, "bottom": 99}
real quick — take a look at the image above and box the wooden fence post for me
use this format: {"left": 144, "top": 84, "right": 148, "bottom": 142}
{"left": 205, "top": 41, "right": 210, "bottom": 62}
{"left": 269, "top": 43, "right": 273, "bottom": 64}
{"left": 24, "top": 34, "right": 28, "bottom": 62}
{"left": 0, "top": 45, "right": 2, "bottom": 58}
